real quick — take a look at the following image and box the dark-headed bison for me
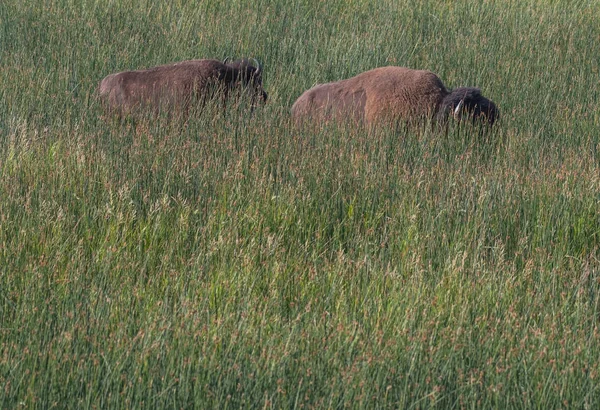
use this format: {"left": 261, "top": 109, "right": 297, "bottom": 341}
{"left": 98, "top": 58, "right": 267, "bottom": 116}
{"left": 291, "top": 66, "right": 498, "bottom": 126}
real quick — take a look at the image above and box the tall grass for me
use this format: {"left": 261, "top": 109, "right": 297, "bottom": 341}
{"left": 1, "top": 0, "right": 599, "bottom": 407}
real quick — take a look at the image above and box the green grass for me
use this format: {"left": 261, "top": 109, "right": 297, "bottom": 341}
{"left": 1, "top": 0, "right": 599, "bottom": 408}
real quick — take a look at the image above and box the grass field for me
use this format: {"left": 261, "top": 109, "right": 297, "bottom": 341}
{"left": 1, "top": 0, "right": 599, "bottom": 407}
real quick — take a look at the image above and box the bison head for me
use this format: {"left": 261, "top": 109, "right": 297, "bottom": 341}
{"left": 223, "top": 57, "right": 268, "bottom": 104}
{"left": 438, "top": 87, "right": 498, "bottom": 125}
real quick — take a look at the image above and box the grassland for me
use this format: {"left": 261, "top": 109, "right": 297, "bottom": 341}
{"left": 1, "top": 0, "right": 599, "bottom": 407}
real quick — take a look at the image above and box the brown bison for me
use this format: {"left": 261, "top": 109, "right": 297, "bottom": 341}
{"left": 98, "top": 58, "right": 267, "bottom": 116}
{"left": 291, "top": 66, "right": 498, "bottom": 126}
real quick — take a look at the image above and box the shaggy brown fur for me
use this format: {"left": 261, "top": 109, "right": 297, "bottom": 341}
{"left": 98, "top": 59, "right": 267, "bottom": 116}
{"left": 291, "top": 66, "right": 498, "bottom": 126}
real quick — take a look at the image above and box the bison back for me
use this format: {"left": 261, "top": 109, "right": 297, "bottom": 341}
{"left": 291, "top": 81, "right": 367, "bottom": 124}
{"left": 358, "top": 67, "right": 448, "bottom": 123}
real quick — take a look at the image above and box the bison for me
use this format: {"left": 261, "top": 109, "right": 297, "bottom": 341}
{"left": 98, "top": 58, "right": 267, "bottom": 116}
{"left": 291, "top": 66, "right": 498, "bottom": 127}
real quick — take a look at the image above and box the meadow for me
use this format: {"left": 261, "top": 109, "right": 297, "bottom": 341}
{"left": 1, "top": 0, "right": 599, "bottom": 407}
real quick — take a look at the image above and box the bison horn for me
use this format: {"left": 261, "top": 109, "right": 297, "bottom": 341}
{"left": 223, "top": 56, "right": 231, "bottom": 65}
{"left": 453, "top": 99, "right": 464, "bottom": 119}
{"left": 249, "top": 58, "right": 262, "bottom": 75}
